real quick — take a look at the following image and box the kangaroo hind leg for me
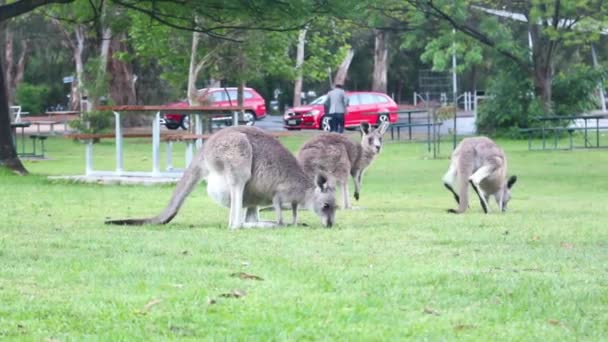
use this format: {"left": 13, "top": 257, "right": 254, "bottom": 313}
{"left": 469, "top": 165, "right": 494, "bottom": 214}
{"left": 442, "top": 164, "right": 460, "bottom": 205}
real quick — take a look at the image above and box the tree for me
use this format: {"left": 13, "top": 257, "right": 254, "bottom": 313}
{"left": 405, "top": 0, "right": 608, "bottom": 112}
{"left": 0, "top": 0, "right": 73, "bottom": 175}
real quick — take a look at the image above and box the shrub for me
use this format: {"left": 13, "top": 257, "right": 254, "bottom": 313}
{"left": 15, "top": 83, "right": 49, "bottom": 114}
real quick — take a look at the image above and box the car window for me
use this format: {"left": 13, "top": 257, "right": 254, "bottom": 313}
{"left": 348, "top": 94, "right": 361, "bottom": 106}
{"left": 209, "top": 91, "right": 224, "bottom": 102}
{"left": 374, "top": 94, "right": 389, "bottom": 103}
{"left": 359, "top": 93, "right": 376, "bottom": 105}
{"left": 226, "top": 90, "right": 238, "bottom": 102}
{"left": 310, "top": 95, "right": 327, "bottom": 105}
{"left": 244, "top": 91, "right": 254, "bottom": 99}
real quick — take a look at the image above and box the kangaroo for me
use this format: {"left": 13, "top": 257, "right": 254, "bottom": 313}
{"left": 105, "top": 126, "right": 337, "bottom": 228}
{"left": 442, "top": 136, "right": 517, "bottom": 214}
{"left": 297, "top": 121, "right": 389, "bottom": 209}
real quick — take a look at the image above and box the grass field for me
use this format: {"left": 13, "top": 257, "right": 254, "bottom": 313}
{"left": 1, "top": 132, "right": 607, "bottom": 340}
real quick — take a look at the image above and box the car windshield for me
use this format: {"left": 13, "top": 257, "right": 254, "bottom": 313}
{"left": 310, "top": 95, "right": 327, "bottom": 105}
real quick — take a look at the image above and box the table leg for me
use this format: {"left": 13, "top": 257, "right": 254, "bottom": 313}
{"left": 114, "top": 111, "right": 123, "bottom": 173}
{"left": 152, "top": 111, "right": 161, "bottom": 175}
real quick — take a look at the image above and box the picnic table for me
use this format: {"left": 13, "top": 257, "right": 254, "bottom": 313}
{"left": 10, "top": 121, "right": 47, "bottom": 158}
{"left": 26, "top": 110, "right": 80, "bottom": 134}
{"left": 71, "top": 105, "right": 256, "bottom": 178}
{"left": 520, "top": 113, "right": 608, "bottom": 150}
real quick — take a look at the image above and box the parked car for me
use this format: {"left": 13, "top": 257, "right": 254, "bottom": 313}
{"left": 163, "top": 87, "right": 267, "bottom": 130}
{"left": 283, "top": 91, "right": 398, "bottom": 131}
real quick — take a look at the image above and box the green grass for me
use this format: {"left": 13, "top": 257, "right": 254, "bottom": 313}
{"left": 1, "top": 133, "right": 607, "bottom": 340}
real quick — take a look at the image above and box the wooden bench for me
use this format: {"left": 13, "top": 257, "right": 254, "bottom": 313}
{"left": 28, "top": 120, "right": 67, "bottom": 135}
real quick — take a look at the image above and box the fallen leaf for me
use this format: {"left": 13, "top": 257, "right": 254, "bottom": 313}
{"left": 181, "top": 250, "right": 189, "bottom": 255}
{"left": 560, "top": 242, "right": 575, "bottom": 249}
{"left": 139, "top": 299, "right": 162, "bottom": 314}
{"left": 207, "top": 298, "right": 217, "bottom": 305}
{"left": 548, "top": 319, "right": 563, "bottom": 326}
{"left": 423, "top": 307, "right": 441, "bottom": 316}
{"left": 453, "top": 324, "right": 476, "bottom": 331}
{"left": 532, "top": 235, "right": 540, "bottom": 241}
{"left": 219, "top": 289, "right": 247, "bottom": 298}
{"left": 230, "top": 272, "right": 264, "bottom": 281}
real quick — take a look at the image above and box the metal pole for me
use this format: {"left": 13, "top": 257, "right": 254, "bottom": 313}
{"left": 452, "top": 28, "right": 458, "bottom": 149}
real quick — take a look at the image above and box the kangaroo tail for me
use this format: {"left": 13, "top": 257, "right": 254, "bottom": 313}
{"left": 105, "top": 150, "right": 206, "bottom": 226}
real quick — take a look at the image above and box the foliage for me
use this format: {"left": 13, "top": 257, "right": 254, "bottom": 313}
{"left": 2, "top": 135, "right": 608, "bottom": 339}
{"left": 552, "top": 63, "right": 605, "bottom": 117}
{"left": 478, "top": 60, "right": 606, "bottom": 136}
{"left": 15, "top": 82, "right": 50, "bottom": 114}
{"left": 69, "top": 110, "right": 113, "bottom": 134}
{"left": 476, "top": 60, "right": 544, "bottom": 136}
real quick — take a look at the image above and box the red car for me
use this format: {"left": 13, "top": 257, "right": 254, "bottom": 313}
{"left": 163, "top": 87, "right": 267, "bottom": 130}
{"left": 283, "top": 91, "right": 398, "bottom": 131}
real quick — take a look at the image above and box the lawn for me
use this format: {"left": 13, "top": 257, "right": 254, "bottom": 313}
{"left": 1, "top": 132, "right": 607, "bottom": 340}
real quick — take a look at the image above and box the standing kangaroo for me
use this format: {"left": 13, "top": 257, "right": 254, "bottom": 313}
{"left": 442, "top": 136, "right": 517, "bottom": 214}
{"left": 106, "top": 126, "right": 337, "bottom": 228}
{"left": 297, "top": 121, "right": 389, "bottom": 209}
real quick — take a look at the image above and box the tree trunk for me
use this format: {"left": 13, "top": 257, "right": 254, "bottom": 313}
{"left": 70, "top": 25, "right": 86, "bottom": 111}
{"left": 0, "top": 61, "right": 28, "bottom": 174}
{"left": 187, "top": 28, "right": 202, "bottom": 105}
{"left": 372, "top": 29, "right": 388, "bottom": 93}
{"left": 529, "top": 24, "right": 553, "bottom": 113}
{"left": 4, "top": 27, "right": 14, "bottom": 106}
{"left": 13, "top": 38, "right": 29, "bottom": 94}
{"left": 293, "top": 28, "right": 307, "bottom": 107}
{"left": 334, "top": 48, "right": 354, "bottom": 86}
{"left": 108, "top": 33, "right": 136, "bottom": 105}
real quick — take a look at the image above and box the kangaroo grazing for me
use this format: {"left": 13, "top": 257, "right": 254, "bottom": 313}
{"left": 105, "top": 126, "right": 337, "bottom": 228}
{"left": 442, "top": 136, "right": 517, "bottom": 214}
{"left": 297, "top": 121, "right": 389, "bottom": 209}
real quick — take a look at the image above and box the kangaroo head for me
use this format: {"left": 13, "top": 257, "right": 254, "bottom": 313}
{"left": 498, "top": 175, "right": 518, "bottom": 212}
{"left": 360, "top": 121, "right": 389, "bottom": 155}
{"left": 311, "top": 173, "right": 337, "bottom": 227}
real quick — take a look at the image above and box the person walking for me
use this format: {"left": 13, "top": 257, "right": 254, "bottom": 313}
{"left": 324, "top": 84, "right": 349, "bottom": 133}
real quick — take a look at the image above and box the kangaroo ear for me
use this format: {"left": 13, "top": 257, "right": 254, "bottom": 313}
{"left": 315, "top": 173, "right": 329, "bottom": 192}
{"left": 360, "top": 122, "right": 371, "bottom": 135}
{"left": 507, "top": 175, "right": 517, "bottom": 189}
{"left": 378, "top": 121, "right": 390, "bottom": 135}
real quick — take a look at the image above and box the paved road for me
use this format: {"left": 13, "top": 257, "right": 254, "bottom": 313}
{"left": 252, "top": 112, "right": 476, "bottom": 135}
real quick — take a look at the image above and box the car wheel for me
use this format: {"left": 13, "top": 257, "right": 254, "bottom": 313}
{"left": 180, "top": 115, "right": 190, "bottom": 130}
{"left": 321, "top": 116, "right": 332, "bottom": 132}
{"left": 377, "top": 113, "right": 389, "bottom": 126}
{"left": 244, "top": 111, "right": 256, "bottom": 126}
{"left": 166, "top": 122, "right": 180, "bottom": 130}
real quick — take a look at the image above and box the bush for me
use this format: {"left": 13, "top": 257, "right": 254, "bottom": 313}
{"left": 69, "top": 110, "right": 113, "bottom": 134}
{"left": 476, "top": 62, "right": 544, "bottom": 137}
{"left": 477, "top": 61, "right": 605, "bottom": 137}
{"left": 15, "top": 83, "right": 49, "bottom": 114}
{"left": 552, "top": 64, "right": 604, "bottom": 117}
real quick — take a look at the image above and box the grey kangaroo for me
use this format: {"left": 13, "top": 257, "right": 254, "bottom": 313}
{"left": 297, "top": 121, "right": 389, "bottom": 209}
{"left": 106, "top": 126, "right": 337, "bottom": 228}
{"left": 442, "top": 136, "right": 517, "bottom": 214}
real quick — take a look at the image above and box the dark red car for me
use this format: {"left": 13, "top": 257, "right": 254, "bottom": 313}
{"left": 163, "top": 87, "right": 267, "bottom": 130}
{"left": 283, "top": 91, "right": 398, "bottom": 131}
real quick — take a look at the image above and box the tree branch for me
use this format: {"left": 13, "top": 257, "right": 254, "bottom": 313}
{"left": 0, "top": 0, "right": 74, "bottom": 22}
